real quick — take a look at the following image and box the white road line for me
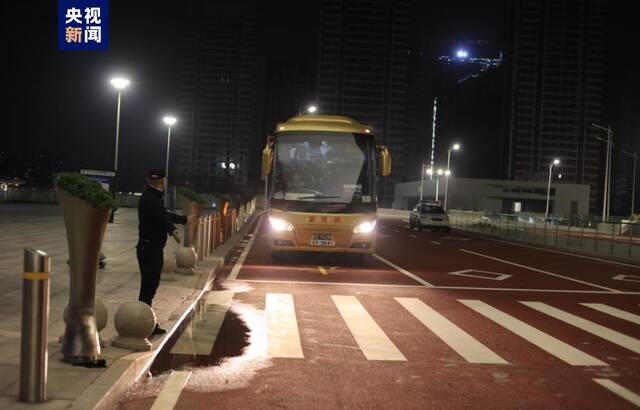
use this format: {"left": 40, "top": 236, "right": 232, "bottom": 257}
{"left": 593, "top": 378, "right": 640, "bottom": 407}
{"left": 478, "top": 235, "right": 640, "bottom": 270}
{"left": 521, "top": 302, "right": 640, "bottom": 354}
{"left": 150, "top": 370, "right": 191, "bottom": 410}
{"left": 331, "top": 295, "right": 406, "bottom": 361}
{"left": 581, "top": 303, "right": 640, "bottom": 325}
{"left": 170, "top": 291, "right": 234, "bottom": 355}
{"left": 460, "top": 249, "right": 620, "bottom": 292}
{"left": 459, "top": 300, "right": 607, "bottom": 366}
{"left": 266, "top": 293, "right": 304, "bottom": 358}
{"left": 238, "top": 279, "right": 640, "bottom": 294}
{"left": 227, "top": 216, "right": 262, "bottom": 280}
{"left": 409, "top": 234, "right": 419, "bottom": 239}
{"left": 429, "top": 240, "right": 442, "bottom": 245}
{"left": 396, "top": 297, "right": 508, "bottom": 364}
{"left": 393, "top": 229, "right": 400, "bottom": 233}
{"left": 373, "top": 254, "right": 433, "bottom": 287}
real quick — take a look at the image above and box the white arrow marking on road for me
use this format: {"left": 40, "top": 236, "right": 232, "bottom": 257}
{"left": 449, "top": 269, "right": 512, "bottom": 281}
{"left": 150, "top": 371, "right": 191, "bottom": 410}
{"left": 612, "top": 274, "right": 640, "bottom": 283}
{"left": 522, "top": 302, "right": 640, "bottom": 354}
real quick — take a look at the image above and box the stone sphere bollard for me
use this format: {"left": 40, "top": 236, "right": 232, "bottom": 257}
{"left": 174, "top": 246, "right": 197, "bottom": 275}
{"left": 59, "top": 297, "right": 109, "bottom": 347}
{"left": 111, "top": 301, "right": 156, "bottom": 351}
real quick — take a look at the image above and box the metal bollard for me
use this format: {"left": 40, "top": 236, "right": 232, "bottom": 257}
{"left": 20, "top": 248, "right": 51, "bottom": 403}
{"left": 204, "top": 215, "right": 211, "bottom": 257}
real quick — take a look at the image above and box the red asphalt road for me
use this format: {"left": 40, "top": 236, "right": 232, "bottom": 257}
{"left": 119, "top": 216, "right": 640, "bottom": 410}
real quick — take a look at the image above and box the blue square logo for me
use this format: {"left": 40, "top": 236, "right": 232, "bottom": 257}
{"left": 58, "top": 0, "right": 108, "bottom": 51}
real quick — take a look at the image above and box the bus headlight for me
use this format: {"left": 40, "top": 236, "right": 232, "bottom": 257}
{"left": 269, "top": 216, "right": 293, "bottom": 232}
{"left": 353, "top": 220, "right": 376, "bottom": 234}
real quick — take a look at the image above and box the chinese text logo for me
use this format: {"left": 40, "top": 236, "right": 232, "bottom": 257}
{"left": 58, "top": 0, "right": 108, "bottom": 50}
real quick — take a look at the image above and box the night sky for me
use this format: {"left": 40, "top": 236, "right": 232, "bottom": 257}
{"left": 2, "top": 1, "right": 639, "bottom": 195}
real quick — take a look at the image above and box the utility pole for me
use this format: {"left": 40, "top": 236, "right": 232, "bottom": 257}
{"left": 622, "top": 150, "right": 638, "bottom": 216}
{"left": 593, "top": 123, "right": 614, "bottom": 221}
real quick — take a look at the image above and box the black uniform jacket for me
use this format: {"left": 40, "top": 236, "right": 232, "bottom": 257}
{"left": 138, "top": 186, "right": 187, "bottom": 247}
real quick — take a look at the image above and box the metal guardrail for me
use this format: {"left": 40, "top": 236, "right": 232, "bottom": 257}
{"left": 448, "top": 210, "right": 640, "bottom": 261}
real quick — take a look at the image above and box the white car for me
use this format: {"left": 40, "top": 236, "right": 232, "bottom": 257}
{"left": 409, "top": 202, "right": 450, "bottom": 231}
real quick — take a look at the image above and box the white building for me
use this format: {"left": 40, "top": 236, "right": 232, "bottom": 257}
{"left": 393, "top": 177, "right": 590, "bottom": 217}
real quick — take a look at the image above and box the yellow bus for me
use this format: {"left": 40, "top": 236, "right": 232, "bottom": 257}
{"left": 262, "top": 114, "right": 391, "bottom": 262}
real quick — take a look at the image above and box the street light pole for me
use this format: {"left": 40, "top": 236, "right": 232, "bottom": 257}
{"left": 435, "top": 168, "right": 444, "bottom": 202}
{"left": 545, "top": 159, "right": 560, "bottom": 220}
{"left": 444, "top": 143, "right": 460, "bottom": 210}
{"left": 419, "top": 164, "right": 426, "bottom": 202}
{"left": 110, "top": 77, "right": 130, "bottom": 172}
{"left": 623, "top": 150, "right": 638, "bottom": 216}
{"left": 593, "top": 123, "right": 614, "bottom": 221}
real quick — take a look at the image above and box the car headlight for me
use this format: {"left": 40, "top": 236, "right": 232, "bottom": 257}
{"left": 269, "top": 216, "right": 293, "bottom": 232}
{"left": 353, "top": 220, "right": 376, "bottom": 234}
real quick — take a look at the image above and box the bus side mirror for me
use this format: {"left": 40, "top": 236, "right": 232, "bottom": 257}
{"left": 262, "top": 143, "right": 273, "bottom": 177}
{"left": 378, "top": 145, "right": 391, "bottom": 176}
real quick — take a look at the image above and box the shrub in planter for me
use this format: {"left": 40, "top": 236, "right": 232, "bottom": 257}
{"left": 54, "top": 173, "right": 116, "bottom": 364}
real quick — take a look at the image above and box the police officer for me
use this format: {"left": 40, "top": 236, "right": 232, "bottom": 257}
{"left": 137, "top": 169, "right": 194, "bottom": 335}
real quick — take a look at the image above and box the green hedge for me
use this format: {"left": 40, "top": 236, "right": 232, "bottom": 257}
{"left": 54, "top": 173, "right": 118, "bottom": 209}
{"left": 177, "top": 186, "right": 207, "bottom": 205}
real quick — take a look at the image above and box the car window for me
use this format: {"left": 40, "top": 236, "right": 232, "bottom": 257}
{"left": 420, "top": 205, "right": 445, "bottom": 214}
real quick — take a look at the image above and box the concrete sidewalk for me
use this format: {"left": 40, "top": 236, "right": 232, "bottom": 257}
{"left": 0, "top": 204, "right": 259, "bottom": 409}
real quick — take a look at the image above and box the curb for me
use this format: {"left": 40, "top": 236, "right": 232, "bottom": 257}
{"left": 79, "top": 211, "right": 264, "bottom": 410}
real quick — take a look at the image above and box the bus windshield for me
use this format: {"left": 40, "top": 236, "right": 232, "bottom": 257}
{"left": 272, "top": 131, "right": 376, "bottom": 204}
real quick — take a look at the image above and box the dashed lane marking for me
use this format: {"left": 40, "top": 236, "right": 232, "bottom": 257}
{"left": 409, "top": 234, "right": 419, "bottom": 239}
{"left": 429, "top": 240, "right": 442, "bottom": 245}
{"left": 396, "top": 297, "right": 508, "bottom": 364}
{"left": 266, "top": 293, "right": 304, "bottom": 358}
{"left": 150, "top": 370, "right": 191, "bottom": 410}
{"left": 332, "top": 295, "right": 406, "bottom": 361}
{"left": 460, "top": 249, "right": 620, "bottom": 293}
{"left": 581, "top": 303, "right": 640, "bottom": 325}
{"left": 319, "top": 266, "right": 328, "bottom": 275}
{"left": 373, "top": 254, "right": 434, "bottom": 287}
{"left": 522, "top": 302, "right": 640, "bottom": 354}
{"left": 593, "top": 378, "right": 640, "bottom": 407}
{"left": 459, "top": 300, "right": 607, "bottom": 366}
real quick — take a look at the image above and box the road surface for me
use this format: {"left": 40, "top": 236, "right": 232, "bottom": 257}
{"left": 120, "top": 215, "right": 640, "bottom": 409}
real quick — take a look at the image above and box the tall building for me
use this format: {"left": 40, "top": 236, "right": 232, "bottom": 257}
{"left": 176, "top": 1, "right": 257, "bottom": 193}
{"left": 317, "top": 0, "right": 418, "bottom": 207}
{"left": 507, "top": 0, "right": 606, "bottom": 213}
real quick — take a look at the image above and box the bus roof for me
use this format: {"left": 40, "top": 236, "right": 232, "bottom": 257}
{"left": 275, "top": 114, "right": 374, "bottom": 135}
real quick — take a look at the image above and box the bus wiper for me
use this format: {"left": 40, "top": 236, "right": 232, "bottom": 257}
{"left": 297, "top": 195, "right": 342, "bottom": 200}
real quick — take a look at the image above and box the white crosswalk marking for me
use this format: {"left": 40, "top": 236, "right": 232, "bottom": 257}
{"left": 396, "top": 298, "right": 508, "bottom": 364}
{"left": 150, "top": 371, "right": 191, "bottom": 410}
{"left": 170, "top": 291, "right": 234, "bottom": 355}
{"left": 266, "top": 293, "right": 304, "bottom": 358}
{"left": 459, "top": 300, "right": 607, "bottom": 366}
{"left": 522, "top": 301, "right": 640, "bottom": 354}
{"left": 332, "top": 295, "right": 406, "bottom": 361}
{"left": 581, "top": 303, "right": 640, "bottom": 325}
{"left": 593, "top": 378, "right": 640, "bottom": 407}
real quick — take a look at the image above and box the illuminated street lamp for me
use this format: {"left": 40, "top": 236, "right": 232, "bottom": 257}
{"left": 456, "top": 49, "right": 468, "bottom": 59}
{"left": 162, "top": 116, "right": 177, "bottom": 193}
{"left": 545, "top": 158, "right": 560, "bottom": 220}
{"left": 307, "top": 105, "right": 318, "bottom": 114}
{"left": 443, "top": 143, "right": 461, "bottom": 210}
{"left": 110, "top": 77, "right": 130, "bottom": 173}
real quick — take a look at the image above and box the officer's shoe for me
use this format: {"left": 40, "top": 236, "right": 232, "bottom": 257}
{"left": 151, "top": 324, "right": 167, "bottom": 336}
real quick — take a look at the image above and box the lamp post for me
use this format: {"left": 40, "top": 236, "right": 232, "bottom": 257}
{"left": 110, "top": 77, "right": 130, "bottom": 173}
{"left": 593, "top": 123, "right": 614, "bottom": 221}
{"left": 443, "top": 143, "right": 460, "bottom": 210}
{"left": 162, "top": 116, "right": 177, "bottom": 202}
{"left": 419, "top": 164, "right": 427, "bottom": 201}
{"left": 622, "top": 150, "right": 638, "bottom": 216}
{"left": 434, "top": 168, "right": 445, "bottom": 202}
{"left": 545, "top": 158, "right": 560, "bottom": 220}
{"left": 299, "top": 105, "right": 317, "bottom": 115}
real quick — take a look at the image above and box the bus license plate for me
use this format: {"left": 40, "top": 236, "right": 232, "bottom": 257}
{"left": 311, "top": 233, "right": 334, "bottom": 247}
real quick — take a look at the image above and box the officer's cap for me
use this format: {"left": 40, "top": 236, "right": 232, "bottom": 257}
{"left": 148, "top": 169, "right": 166, "bottom": 180}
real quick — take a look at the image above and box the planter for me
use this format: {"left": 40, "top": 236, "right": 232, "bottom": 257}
{"left": 56, "top": 189, "right": 112, "bottom": 364}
